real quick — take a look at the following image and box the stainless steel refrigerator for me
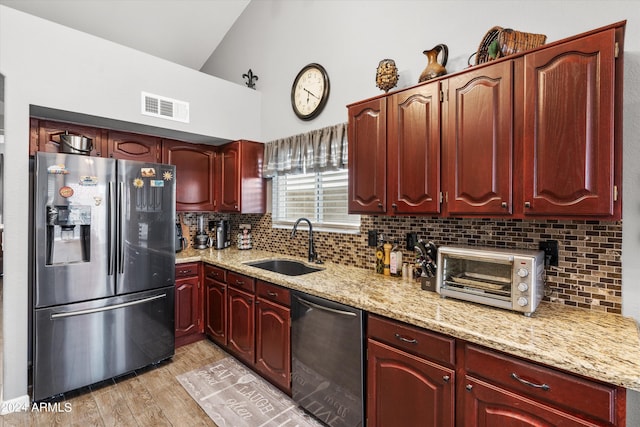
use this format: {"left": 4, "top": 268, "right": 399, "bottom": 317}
{"left": 32, "top": 152, "right": 176, "bottom": 401}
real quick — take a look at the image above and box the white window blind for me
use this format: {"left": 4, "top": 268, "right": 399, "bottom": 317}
{"left": 272, "top": 169, "right": 360, "bottom": 232}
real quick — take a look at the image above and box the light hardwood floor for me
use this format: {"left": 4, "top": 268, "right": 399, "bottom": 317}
{"left": 1, "top": 339, "right": 226, "bottom": 426}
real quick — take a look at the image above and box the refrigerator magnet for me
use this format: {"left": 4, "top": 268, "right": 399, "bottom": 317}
{"left": 79, "top": 176, "right": 98, "bottom": 186}
{"left": 150, "top": 180, "right": 164, "bottom": 188}
{"left": 162, "top": 171, "right": 173, "bottom": 181}
{"left": 47, "top": 164, "right": 69, "bottom": 174}
{"left": 133, "top": 178, "right": 144, "bottom": 188}
{"left": 141, "top": 168, "right": 156, "bottom": 178}
{"left": 59, "top": 186, "right": 74, "bottom": 198}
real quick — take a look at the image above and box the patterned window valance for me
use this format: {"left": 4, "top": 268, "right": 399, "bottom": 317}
{"left": 263, "top": 122, "right": 348, "bottom": 177}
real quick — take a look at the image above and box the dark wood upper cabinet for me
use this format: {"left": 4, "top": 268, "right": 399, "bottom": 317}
{"left": 388, "top": 82, "right": 441, "bottom": 214}
{"left": 348, "top": 97, "right": 387, "bottom": 214}
{"left": 521, "top": 28, "right": 619, "bottom": 218}
{"left": 218, "top": 140, "right": 265, "bottom": 214}
{"left": 444, "top": 60, "right": 513, "bottom": 216}
{"left": 347, "top": 21, "right": 624, "bottom": 220}
{"left": 162, "top": 139, "right": 217, "bottom": 212}
{"left": 107, "top": 130, "right": 162, "bottom": 162}
{"left": 30, "top": 119, "right": 105, "bottom": 156}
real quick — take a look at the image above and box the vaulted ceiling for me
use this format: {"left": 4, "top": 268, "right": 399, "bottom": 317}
{"left": 0, "top": 0, "right": 250, "bottom": 70}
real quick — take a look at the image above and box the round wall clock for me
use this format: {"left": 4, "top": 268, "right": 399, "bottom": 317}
{"left": 291, "top": 63, "right": 330, "bottom": 120}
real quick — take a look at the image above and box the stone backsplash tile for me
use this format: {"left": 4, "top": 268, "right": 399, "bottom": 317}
{"left": 180, "top": 212, "right": 622, "bottom": 314}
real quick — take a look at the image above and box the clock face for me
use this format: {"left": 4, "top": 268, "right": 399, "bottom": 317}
{"left": 291, "top": 64, "right": 330, "bottom": 120}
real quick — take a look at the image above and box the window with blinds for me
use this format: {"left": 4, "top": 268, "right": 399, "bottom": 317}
{"left": 272, "top": 169, "right": 360, "bottom": 232}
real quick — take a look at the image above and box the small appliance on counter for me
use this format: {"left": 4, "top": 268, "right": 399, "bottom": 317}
{"left": 193, "top": 214, "right": 209, "bottom": 249}
{"left": 436, "top": 246, "right": 545, "bottom": 316}
{"left": 212, "top": 219, "right": 230, "bottom": 250}
{"left": 237, "top": 223, "right": 252, "bottom": 250}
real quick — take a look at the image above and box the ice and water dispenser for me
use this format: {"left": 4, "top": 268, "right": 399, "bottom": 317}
{"left": 45, "top": 204, "right": 91, "bottom": 265}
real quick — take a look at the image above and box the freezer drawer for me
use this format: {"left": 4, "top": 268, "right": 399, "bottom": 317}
{"left": 32, "top": 286, "right": 175, "bottom": 401}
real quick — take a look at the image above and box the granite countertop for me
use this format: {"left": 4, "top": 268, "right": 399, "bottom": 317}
{"left": 177, "top": 247, "right": 640, "bottom": 392}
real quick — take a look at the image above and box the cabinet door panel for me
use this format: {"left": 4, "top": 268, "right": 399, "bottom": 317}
{"left": 175, "top": 276, "right": 199, "bottom": 339}
{"left": 205, "top": 278, "right": 227, "bottom": 346}
{"left": 255, "top": 298, "right": 291, "bottom": 393}
{"left": 446, "top": 61, "right": 513, "bottom": 215}
{"left": 33, "top": 120, "right": 105, "bottom": 156}
{"left": 227, "top": 287, "right": 255, "bottom": 365}
{"left": 389, "top": 83, "right": 441, "bottom": 214}
{"left": 163, "top": 140, "right": 217, "bottom": 211}
{"left": 219, "top": 142, "right": 240, "bottom": 212}
{"left": 368, "top": 339, "right": 454, "bottom": 427}
{"left": 348, "top": 97, "right": 387, "bottom": 213}
{"left": 107, "top": 131, "right": 161, "bottom": 162}
{"left": 460, "top": 377, "right": 601, "bottom": 427}
{"left": 523, "top": 30, "right": 616, "bottom": 216}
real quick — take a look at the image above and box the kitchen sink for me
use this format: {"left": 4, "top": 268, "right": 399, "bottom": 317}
{"left": 244, "top": 259, "right": 324, "bottom": 276}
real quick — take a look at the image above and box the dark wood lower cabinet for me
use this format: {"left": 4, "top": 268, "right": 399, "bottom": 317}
{"left": 204, "top": 265, "right": 227, "bottom": 347}
{"left": 367, "top": 339, "right": 454, "bottom": 427}
{"left": 174, "top": 262, "right": 203, "bottom": 347}
{"left": 255, "top": 294, "right": 291, "bottom": 394}
{"left": 460, "top": 376, "right": 604, "bottom": 427}
{"left": 227, "top": 286, "right": 255, "bottom": 365}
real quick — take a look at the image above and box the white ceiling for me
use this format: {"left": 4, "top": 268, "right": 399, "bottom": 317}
{"left": 0, "top": 0, "right": 250, "bottom": 70}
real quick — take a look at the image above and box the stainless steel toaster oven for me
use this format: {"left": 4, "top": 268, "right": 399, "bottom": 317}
{"left": 436, "top": 246, "right": 545, "bottom": 316}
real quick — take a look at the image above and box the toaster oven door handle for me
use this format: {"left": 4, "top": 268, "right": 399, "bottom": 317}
{"left": 445, "top": 252, "right": 514, "bottom": 264}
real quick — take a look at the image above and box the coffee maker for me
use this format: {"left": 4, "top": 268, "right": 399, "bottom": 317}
{"left": 193, "top": 215, "right": 209, "bottom": 249}
{"left": 213, "top": 220, "right": 230, "bottom": 249}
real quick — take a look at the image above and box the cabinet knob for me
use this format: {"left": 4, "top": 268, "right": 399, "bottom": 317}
{"left": 267, "top": 291, "right": 278, "bottom": 297}
{"left": 443, "top": 375, "right": 450, "bottom": 383}
{"left": 465, "top": 384, "right": 473, "bottom": 391}
{"left": 525, "top": 201, "right": 531, "bottom": 208}
{"left": 391, "top": 203, "right": 398, "bottom": 210}
{"left": 501, "top": 201, "right": 507, "bottom": 208}
{"left": 377, "top": 203, "right": 384, "bottom": 209}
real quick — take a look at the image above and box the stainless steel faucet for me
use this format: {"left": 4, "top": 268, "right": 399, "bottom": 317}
{"left": 291, "top": 217, "right": 317, "bottom": 263}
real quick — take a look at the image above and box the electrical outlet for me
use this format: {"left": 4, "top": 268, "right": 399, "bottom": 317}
{"left": 368, "top": 230, "right": 378, "bottom": 247}
{"left": 406, "top": 232, "right": 418, "bottom": 251}
{"left": 539, "top": 240, "right": 559, "bottom": 266}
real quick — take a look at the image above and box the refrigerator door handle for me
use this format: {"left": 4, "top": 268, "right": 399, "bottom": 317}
{"left": 118, "top": 181, "right": 125, "bottom": 274}
{"left": 50, "top": 294, "right": 166, "bottom": 319}
{"left": 108, "top": 182, "right": 116, "bottom": 276}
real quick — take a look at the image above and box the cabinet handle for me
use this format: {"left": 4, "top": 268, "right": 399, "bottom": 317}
{"left": 511, "top": 373, "right": 550, "bottom": 391}
{"left": 465, "top": 384, "right": 473, "bottom": 391}
{"left": 377, "top": 203, "right": 384, "bottom": 209}
{"left": 267, "top": 291, "right": 278, "bottom": 297}
{"left": 394, "top": 333, "right": 417, "bottom": 344}
{"left": 235, "top": 280, "right": 245, "bottom": 286}
{"left": 524, "top": 201, "right": 531, "bottom": 208}
{"left": 391, "top": 203, "right": 397, "bottom": 210}
{"left": 219, "top": 286, "right": 225, "bottom": 292}
{"left": 501, "top": 201, "right": 507, "bottom": 208}
{"left": 443, "top": 375, "right": 450, "bottom": 383}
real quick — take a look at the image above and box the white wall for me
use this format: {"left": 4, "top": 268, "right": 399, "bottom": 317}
{"left": 0, "top": 5, "right": 261, "bottom": 404}
{"left": 202, "top": 0, "right": 640, "bottom": 422}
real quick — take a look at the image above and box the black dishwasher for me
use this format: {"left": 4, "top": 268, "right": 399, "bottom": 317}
{"left": 291, "top": 291, "right": 364, "bottom": 427}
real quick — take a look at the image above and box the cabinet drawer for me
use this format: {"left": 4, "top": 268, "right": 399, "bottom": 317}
{"left": 203, "top": 264, "right": 226, "bottom": 282}
{"left": 256, "top": 280, "right": 290, "bottom": 307}
{"left": 227, "top": 271, "right": 255, "bottom": 293}
{"left": 463, "top": 343, "right": 620, "bottom": 425}
{"left": 368, "top": 314, "right": 455, "bottom": 367}
{"left": 175, "top": 262, "right": 199, "bottom": 279}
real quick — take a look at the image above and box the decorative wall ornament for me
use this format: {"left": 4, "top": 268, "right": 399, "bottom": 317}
{"left": 242, "top": 69, "right": 259, "bottom": 89}
{"left": 375, "top": 59, "right": 399, "bottom": 93}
